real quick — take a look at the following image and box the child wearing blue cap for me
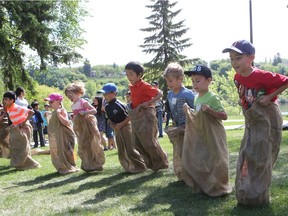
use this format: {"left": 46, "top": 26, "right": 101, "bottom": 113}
{"left": 102, "top": 83, "right": 147, "bottom": 173}
{"left": 182, "top": 65, "right": 232, "bottom": 197}
{"left": 223, "top": 39, "right": 288, "bottom": 206}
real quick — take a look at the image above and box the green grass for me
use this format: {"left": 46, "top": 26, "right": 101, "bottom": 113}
{"left": 1, "top": 130, "right": 288, "bottom": 216}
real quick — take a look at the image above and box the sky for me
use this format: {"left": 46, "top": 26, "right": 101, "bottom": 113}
{"left": 78, "top": 0, "right": 288, "bottom": 66}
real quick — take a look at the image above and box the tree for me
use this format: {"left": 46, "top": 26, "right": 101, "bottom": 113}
{"left": 0, "top": 1, "right": 87, "bottom": 92}
{"left": 83, "top": 59, "right": 92, "bottom": 77}
{"left": 140, "top": 0, "right": 193, "bottom": 97}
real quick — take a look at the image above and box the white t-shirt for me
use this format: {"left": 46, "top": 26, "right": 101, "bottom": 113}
{"left": 15, "top": 97, "right": 29, "bottom": 108}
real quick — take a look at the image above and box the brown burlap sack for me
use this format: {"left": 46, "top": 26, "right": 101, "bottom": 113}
{"left": 182, "top": 104, "right": 232, "bottom": 197}
{"left": 9, "top": 122, "right": 41, "bottom": 170}
{"left": 0, "top": 117, "right": 10, "bottom": 158}
{"left": 109, "top": 120, "right": 147, "bottom": 173}
{"left": 48, "top": 111, "right": 79, "bottom": 174}
{"left": 235, "top": 102, "right": 282, "bottom": 206}
{"left": 129, "top": 106, "right": 169, "bottom": 171}
{"left": 164, "top": 126, "right": 185, "bottom": 180}
{"left": 73, "top": 114, "right": 105, "bottom": 172}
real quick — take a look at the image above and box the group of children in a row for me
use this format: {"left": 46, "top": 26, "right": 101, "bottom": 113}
{"left": 1, "top": 40, "right": 288, "bottom": 207}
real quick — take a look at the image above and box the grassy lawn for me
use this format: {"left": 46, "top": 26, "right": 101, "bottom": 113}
{"left": 1, "top": 129, "right": 288, "bottom": 216}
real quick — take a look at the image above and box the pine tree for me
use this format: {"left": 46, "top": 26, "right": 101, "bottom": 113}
{"left": 140, "top": 0, "right": 193, "bottom": 97}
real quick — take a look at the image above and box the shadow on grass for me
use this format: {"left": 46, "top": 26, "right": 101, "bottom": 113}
{"left": 82, "top": 171, "right": 164, "bottom": 206}
{"left": 0, "top": 165, "right": 18, "bottom": 175}
{"left": 131, "top": 180, "right": 231, "bottom": 215}
{"left": 63, "top": 172, "right": 130, "bottom": 195}
{"left": 230, "top": 204, "right": 275, "bottom": 216}
{"left": 23, "top": 174, "right": 91, "bottom": 192}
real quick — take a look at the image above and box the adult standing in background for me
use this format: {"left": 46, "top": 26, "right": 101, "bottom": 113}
{"left": 15, "top": 87, "right": 29, "bottom": 108}
{"left": 152, "top": 81, "right": 164, "bottom": 138}
{"left": 31, "top": 101, "right": 45, "bottom": 148}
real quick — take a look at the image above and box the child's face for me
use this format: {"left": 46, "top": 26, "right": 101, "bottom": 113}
{"left": 103, "top": 92, "right": 116, "bottom": 102}
{"left": 126, "top": 69, "right": 141, "bottom": 85}
{"left": 165, "top": 76, "right": 183, "bottom": 93}
{"left": 93, "top": 98, "right": 99, "bottom": 106}
{"left": 191, "top": 74, "right": 211, "bottom": 96}
{"left": 229, "top": 50, "right": 254, "bottom": 76}
{"left": 126, "top": 94, "right": 131, "bottom": 102}
{"left": 66, "top": 91, "right": 80, "bottom": 103}
{"left": 49, "top": 100, "right": 61, "bottom": 110}
{"left": 2, "top": 97, "right": 14, "bottom": 108}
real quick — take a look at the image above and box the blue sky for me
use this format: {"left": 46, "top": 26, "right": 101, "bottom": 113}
{"left": 78, "top": 0, "right": 288, "bottom": 66}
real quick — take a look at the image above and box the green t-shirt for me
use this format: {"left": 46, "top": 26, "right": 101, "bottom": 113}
{"left": 194, "top": 91, "right": 224, "bottom": 112}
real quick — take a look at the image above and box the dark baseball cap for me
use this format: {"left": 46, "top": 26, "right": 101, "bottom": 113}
{"left": 222, "top": 40, "right": 255, "bottom": 55}
{"left": 184, "top": 65, "right": 212, "bottom": 78}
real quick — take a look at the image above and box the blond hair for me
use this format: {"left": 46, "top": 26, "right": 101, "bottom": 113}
{"left": 64, "top": 81, "right": 85, "bottom": 96}
{"left": 163, "top": 62, "right": 184, "bottom": 79}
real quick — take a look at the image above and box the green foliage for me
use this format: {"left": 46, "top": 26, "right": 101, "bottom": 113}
{"left": 0, "top": 1, "right": 87, "bottom": 92}
{"left": 29, "top": 66, "right": 87, "bottom": 90}
{"left": 140, "top": 0, "right": 193, "bottom": 97}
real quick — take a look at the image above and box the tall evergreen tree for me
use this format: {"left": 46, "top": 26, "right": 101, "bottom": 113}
{"left": 140, "top": 0, "right": 193, "bottom": 97}
{"left": 0, "top": 1, "right": 87, "bottom": 92}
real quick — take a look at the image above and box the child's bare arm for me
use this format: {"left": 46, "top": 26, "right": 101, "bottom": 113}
{"left": 79, "top": 101, "right": 97, "bottom": 115}
{"left": 201, "top": 104, "right": 227, "bottom": 120}
{"left": 141, "top": 91, "right": 163, "bottom": 108}
{"left": 114, "top": 117, "right": 130, "bottom": 131}
{"left": 259, "top": 83, "right": 288, "bottom": 106}
{"left": 57, "top": 108, "right": 71, "bottom": 126}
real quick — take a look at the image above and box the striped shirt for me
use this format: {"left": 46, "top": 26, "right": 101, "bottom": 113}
{"left": 6, "top": 103, "right": 30, "bottom": 125}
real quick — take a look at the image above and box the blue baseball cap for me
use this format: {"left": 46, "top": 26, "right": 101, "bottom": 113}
{"left": 102, "top": 83, "right": 118, "bottom": 94}
{"left": 222, "top": 40, "right": 255, "bottom": 55}
{"left": 184, "top": 65, "right": 212, "bottom": 78}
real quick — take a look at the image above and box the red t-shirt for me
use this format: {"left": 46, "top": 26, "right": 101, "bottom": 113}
{"left": 234, "top": 68, "right": 288, "bottom": 110}
{"left": 129, "top": 80, "right": 159, "bottom": 109}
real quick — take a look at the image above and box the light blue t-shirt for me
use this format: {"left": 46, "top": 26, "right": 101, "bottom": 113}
{"left": 167, "top": 87, "right": 195, "bottom": 126}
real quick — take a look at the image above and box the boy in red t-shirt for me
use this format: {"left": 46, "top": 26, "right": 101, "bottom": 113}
{"left": 125, "top": 61, "right": 169, "bottom": 171}
{"left": 223, "top": 40, "right": 288, "bottom": 206}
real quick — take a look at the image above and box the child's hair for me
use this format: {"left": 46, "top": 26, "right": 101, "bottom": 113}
{"left": 15, "top": 87, "right": 25, "bottom": 97}
{"left": 3, "top": 91, "right": 16, "bottom": 101}
{"left": 125, "top": 61, "right": 144, "bottom": 76}
{"left": 65, "top": 81, "right": 85, "bottom": 96}
{"left": 163, "top": 62, "right": 184, "bottom": 79}
{"left": 94, "top": 96, "right": 103, "bottom": 116}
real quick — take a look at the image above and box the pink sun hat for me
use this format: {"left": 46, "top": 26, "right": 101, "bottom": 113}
{"left": 44, "top": 93, "right": 63, "bottom": 101}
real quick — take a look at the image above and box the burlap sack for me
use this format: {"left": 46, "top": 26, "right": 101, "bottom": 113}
{"left": 0, "top": 117, "right": 10, "bottom": 158}
{"left": 48, "top": 110, "right": 79, "bottom": 174}
{"left": 235, "top": 102, "right": 282, "bottom": 206}
{"left": 109, "top": 120, "right": 147, "bottom": 173}
{"left": 9, "top": 122, "right": 41, "bottom": 170}
{"left": 73, "top": 114, "right": 105, "bottom": 172}
{"left": 182, "top": 104, "right": 232, "bottom": 197}
{"left": 129, "top": 106, "right": 169, "bottom": 171}
{"left": 164, "top": 126, "right": 185, "bottom": 180}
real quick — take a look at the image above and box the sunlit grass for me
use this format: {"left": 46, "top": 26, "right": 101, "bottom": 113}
{"left": 0, "top": 130, "right": 287, "bottom": 215}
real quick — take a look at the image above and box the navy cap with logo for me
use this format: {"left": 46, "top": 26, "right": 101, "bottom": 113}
{"left": 222, "top": 40, "right": 255, "bottom": 55}
{"left": 151, "top": 81, "right": 159, "bottom": 86}
{"left": 184, "top": 65, "right": 212, "bottom": 78}
{"left": 102, "top": 83, "right": 118, "bottom": 94}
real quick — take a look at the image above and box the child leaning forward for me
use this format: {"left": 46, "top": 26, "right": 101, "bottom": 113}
{"left": 125, "top": 61, "right": 169, "bottom": 171}
{"left": 65, "top": 82, "right": 105, "bottom": 172}
{"left": 44, "top": 93, "right": 79, "bottom": 174}
{"left": 1, "top": 91, "right": 40, "bottom": 170}
{"left": 102, "top": 83, "right": 147, "bottom": 173}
